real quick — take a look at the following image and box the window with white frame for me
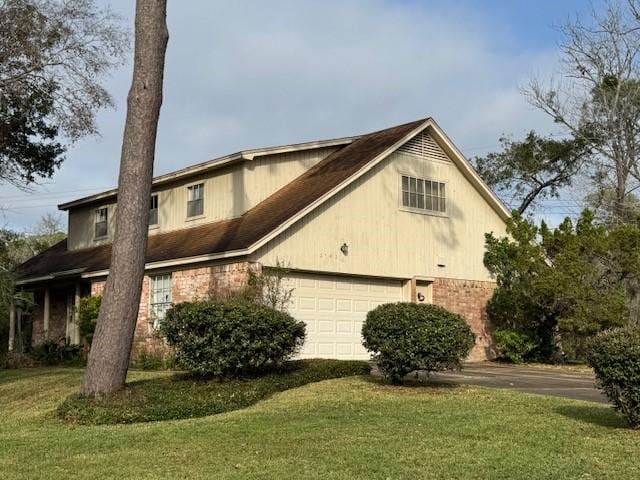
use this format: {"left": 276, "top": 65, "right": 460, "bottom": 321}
{"left": 94, "top": 207, "right": 108, "bottom": 238}
{"left": 187, "top": 183, "right": 204, "bottom": 217}
{"left": 401, "top": 175, "right": 447, "bottom": 214}
{"left": 150, "top": 274, "right": 172, "bottom": 328}
{"left": 149, "top": 194, "right": 159, "bottom": 226}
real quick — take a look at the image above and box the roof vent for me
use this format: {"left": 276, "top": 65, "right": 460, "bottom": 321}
{"left": 398, "top": 131, "right": 449, "bottom": 162}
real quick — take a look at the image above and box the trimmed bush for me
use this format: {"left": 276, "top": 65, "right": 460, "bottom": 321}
{"left": 362, "top": 302, "right": 475, "bottom": 383}
{"left": 57, "top": 359, "right": 370, "bottom": 425}
{"left": 78, "top": 295, "right": 101, "bottom": 344}
{"left": 587, "top": 327, "right": 640, "bottom": 428}
{"left": 30, "top": 340, "right": 83, "bottom": 366}
{"left": 159, "top": 300, "right": 306, "bottom": 377}
{"left": 493, "top": 329, "right": 537, "bottom": 364}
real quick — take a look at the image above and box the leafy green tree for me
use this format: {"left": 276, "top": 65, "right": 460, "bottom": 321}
{"left": 0, "top": 84, "right": 65, "bottom": 187}
{"left": 474, "top": 132, "right": 590, "bottom": 213}
{"left": 78, "top": 296, "right": 101, "bottom": 345}
{"left": 484, "top": 210, "right": 631, "bottom": 361}
{"left": 0, "top": 0, "right": 129, "bottom": 190}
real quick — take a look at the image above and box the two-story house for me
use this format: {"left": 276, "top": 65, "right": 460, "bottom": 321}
{"left": 13, "top": 118, "right": 509, "bottom": 361}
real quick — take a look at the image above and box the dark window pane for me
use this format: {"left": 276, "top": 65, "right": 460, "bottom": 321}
{"left": 409, "top": 177, "right": 417, "bottom": 193}
{"left": 95, "top": 221, "right": 107, "bottom": 238}
{"left": 95, "top": 208, "right": 108, "bottom": 237}
{"left": 410, "top": 193, "right": 417, "bottom": 208}
{"left": 440, "top": 197, "right": 447, "bottom": 212}
{"left": 417, "top": 194, "right": 424, "bottom": 209}
{"left": 187, "top": 198, "right": 203, "bottom": 217}
{"left": 188, "top": 183, "right": 204, "bottom": 201}
{"left": 402, "top": 191, "right": 409, "bottom": 207}
{"left": 402, "top": 176, "right": 409, "bottom": 190}
{"left": 425, "top": 195, "right": 433, "bottom": 210}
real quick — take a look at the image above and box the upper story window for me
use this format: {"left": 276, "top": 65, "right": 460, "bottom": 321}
{"left": 149, "top": 194, "right": 159, "bottom": 226}
{"left": 187, "top": 183, "right": 204, "bottom": 217}
{"left": 94, "top": 207, "right": 108, "bottom": 239}
{"left": 150, "top": 273, "right": 172, "bottom": 329}
{"left": 401, "top": 175, "right": 447, "bottom": 214}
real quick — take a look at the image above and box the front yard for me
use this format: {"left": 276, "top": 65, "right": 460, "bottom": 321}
{"left": 1, "top": 367, "right": 639, "bottom": 479}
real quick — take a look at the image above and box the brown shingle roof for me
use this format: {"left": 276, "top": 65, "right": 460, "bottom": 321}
{"left": 17, "top": 118, "right": 427, "bottom": 281}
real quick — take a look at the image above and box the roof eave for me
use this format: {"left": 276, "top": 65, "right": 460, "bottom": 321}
{"left": 58, "top": 135, "right": 358, "bottom": 211}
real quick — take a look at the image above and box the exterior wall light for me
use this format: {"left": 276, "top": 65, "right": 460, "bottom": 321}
{"left": 340, "top": 243, "right": 349, "bottom": 255}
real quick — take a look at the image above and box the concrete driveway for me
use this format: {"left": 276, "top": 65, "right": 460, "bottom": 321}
{"left": 421, "top": 362, "right": 607, "bottom": 404}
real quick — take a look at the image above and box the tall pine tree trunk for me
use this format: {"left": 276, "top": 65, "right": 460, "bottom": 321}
{"left": 82, "top": 0, "right": 168, "bottom": 396}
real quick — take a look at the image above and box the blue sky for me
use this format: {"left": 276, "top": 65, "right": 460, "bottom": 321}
{"left": 0, "top": 0, "right": 605, "bottom": 231}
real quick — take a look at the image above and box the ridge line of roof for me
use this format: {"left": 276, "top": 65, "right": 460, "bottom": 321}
{"left": 57, "top": 134, "right": 360, "bottom": 211}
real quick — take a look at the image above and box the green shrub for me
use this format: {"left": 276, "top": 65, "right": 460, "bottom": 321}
{"left": 587, "top": 327, "right": 640, "bottom": 428}
{"left": 57, "top": 359, "right": 370, "bottom": 425}
{"left": 78, "top": 295, "right": 101, "bottom": 344}
{"left": 30, "top": 340, "right": 84, "bottom": 366}
{"left": 362, "top": 303, "right": 475, "bottom": 384}
{"left": 130, "top": 351, "right": 176, "bottom": 371}
{"left": 159, "top": 299, "right": 306, "bottom": 377}
{"left": 493, "top": 329, "right": 537, "bottom": 363}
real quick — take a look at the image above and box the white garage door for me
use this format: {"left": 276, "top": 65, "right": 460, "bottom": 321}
{"left": 285, "top": 272, "right": 405, "bottom": 360}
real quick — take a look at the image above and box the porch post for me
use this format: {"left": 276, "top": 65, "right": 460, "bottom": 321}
{"left": 8, "top": 299, "right": 15, "bottom": 352}
{"left": 43, "top": 287, "right": 50, "bottom": 340}
{"left": 73, "top": 283, "right": 81, "bottom": 344}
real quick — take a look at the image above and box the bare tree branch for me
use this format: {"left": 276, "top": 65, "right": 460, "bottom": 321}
{"left": 525, "top": 1, "right": 640, "bottom": 222}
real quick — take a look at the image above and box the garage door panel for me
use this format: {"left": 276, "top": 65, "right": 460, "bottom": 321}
{"left": 317, "top": 320, "right": 334, "bottom": 333}
{"left": 318, "top": 279, "right": 334, "bottom": 289}
{"left": 317, "top": 343, "right": 335, "bottom": 355}
{"left": 352, "top": 281, "right": 369, "bottom": 291}
{"left": 317, "top": 298, "right": 335, "bottom": 311}
{"left": 336, "top": 320, "right": 352, "bottom": 333}
{"left": 304, "top": 319, "right": 317, "bottom": 334}
{"left": 336, "top": 343, "right": 354, "bottom": 356}
{"left": 336, "top": 299, "right": 352, "bottom": 312}
{"left": 298, "top": 278, "right": 316, "bottom": 288}
{"left": 298, "top": 297, "right": 316, "bottom": 310}
{"left": 287, "top": 272, "right": 404, "bottom": 360}
{"left": 353, "top": 300, "right": 369, "bottom": 312}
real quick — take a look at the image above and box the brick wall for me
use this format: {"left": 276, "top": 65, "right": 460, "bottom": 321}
{"left": 432, "top": 277, "right": 496, "bottom": 362}
{"left": 89, "top": 261, "right": 254, "bottom": 359}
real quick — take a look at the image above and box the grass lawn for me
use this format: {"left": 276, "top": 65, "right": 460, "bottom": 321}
{"left": 1, "top": 367, "right": 639, "bottom": 480}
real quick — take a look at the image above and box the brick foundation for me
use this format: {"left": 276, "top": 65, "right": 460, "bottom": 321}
{"left": 29, "top": 268, "right": 496, "bottom": 363}
{"left": 89, "top": 261, "right": 254, "bottom": 359}
{"left": 432, "top": 277, "right": 496, "bottom": 362}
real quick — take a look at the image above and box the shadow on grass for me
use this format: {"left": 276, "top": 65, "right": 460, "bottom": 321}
{"left": 362, "top": 373, "right": 460, "bottom": 391}
{"left": 554, "top": 404, "right": 628, "bottom": 429}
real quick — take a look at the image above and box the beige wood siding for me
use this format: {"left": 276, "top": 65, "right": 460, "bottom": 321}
{"left": 252, "top": 144, "right": 507, "bottom": 282}
{"left": 67, "top": 146, "right": 338, "bottom": 250}
{"left": 67, "top": 203, "right": 118, "bottom": 250}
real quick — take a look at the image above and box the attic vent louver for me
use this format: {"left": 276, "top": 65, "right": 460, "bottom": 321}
{"left": 398, "top": 131, "right": 449, "bottom": 162}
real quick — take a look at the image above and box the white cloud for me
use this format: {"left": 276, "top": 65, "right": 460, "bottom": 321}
{"left": 0, "top": 0, "right": 562, "bottom": 230}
